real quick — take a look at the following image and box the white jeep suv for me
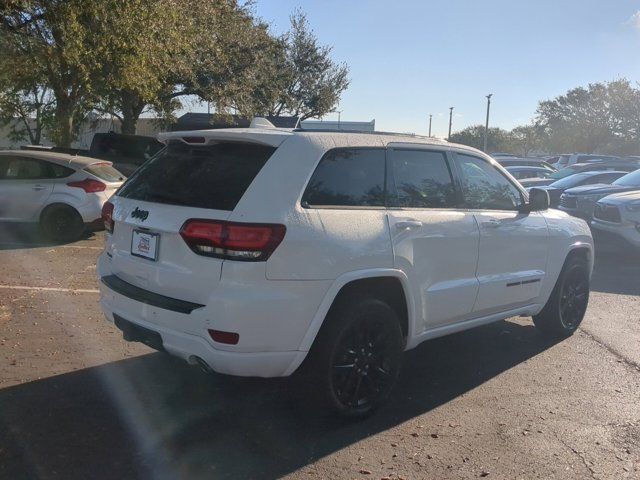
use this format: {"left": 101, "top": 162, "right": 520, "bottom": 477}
{"left": 98, "top": 124, "right": 593, "bottom": 416}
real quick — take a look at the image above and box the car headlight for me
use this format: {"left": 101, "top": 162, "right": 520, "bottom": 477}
{"left": 625, "top": 202, "right": 640, "bottom": 212}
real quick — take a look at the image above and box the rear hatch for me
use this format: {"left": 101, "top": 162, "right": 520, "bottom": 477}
{"left": 106, "top": 136, "right": 284, "bottom": 305}
{"left": 83, "top": 161, "right": 126, "bottom": 198}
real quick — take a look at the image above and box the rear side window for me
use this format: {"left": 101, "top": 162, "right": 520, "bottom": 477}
{"left": 49, "top": 163, "right": 75, "bottom": 178}
{"left": 117, "top": 142, "right": 276, "bottom": 211}
{"left": 389, "top": 149, "right": 456, "bottom": 208}
{"left": 302, "top": 148, "right": 385, "bottom": 207}
{"left": 84, "top": 163, "right": 125, "bottom": 182}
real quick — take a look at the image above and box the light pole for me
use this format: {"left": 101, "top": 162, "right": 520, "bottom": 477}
{"left": 337, "top": 110, "right": 342, "bottom": 129}
{"left": 483, "top": 94, "right": 493, "bottom": 152}
{"left": 428, "top": 114, "right": 432, "bottom": 137}
{"left": 448, "top": 107, "right": 454, "bottom": 140}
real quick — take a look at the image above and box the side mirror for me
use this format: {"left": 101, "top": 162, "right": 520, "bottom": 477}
{"left": 525, "top": 188, "right": 550, "bottom": 212}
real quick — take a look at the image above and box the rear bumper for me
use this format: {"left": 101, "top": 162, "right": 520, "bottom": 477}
{"left": 102, "top": 305, "right": 306, "bottom": 377}
{"left": 97, "top": 252, "right": 329, "bottom": 377}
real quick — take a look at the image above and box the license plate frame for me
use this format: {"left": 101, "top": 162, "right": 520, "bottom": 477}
{"left": 131, "top": 229, "right": 159, "bottom": 261}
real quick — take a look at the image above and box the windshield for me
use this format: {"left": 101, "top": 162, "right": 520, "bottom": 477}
{"left": 549, "top": 173, "right": 592, "bottom": 188}
{"left": 549, "top": 166, "right": 578, "bottom": 179}
{"left": 613, "top": 168, "right": 640, "bottom": 186}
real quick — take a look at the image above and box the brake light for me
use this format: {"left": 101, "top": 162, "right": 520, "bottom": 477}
{"left": 180, "top": 219, "right": 286, "bottom": 261}
{"left": 67, "top": 178, "right": 107, "bottom": 193}
{"left": 102, "top": 201, "right": 114, "bottom": 234}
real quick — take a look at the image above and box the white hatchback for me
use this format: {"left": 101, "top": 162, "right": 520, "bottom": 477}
{"left": 98, "top": 123, "right": 593, "bottom": 416}
{"left": 0, "top": 150, "right": 125, "bottom": 241}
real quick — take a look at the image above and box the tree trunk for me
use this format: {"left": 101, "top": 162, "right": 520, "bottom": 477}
{"left": 52, "top": 99, "right": 74, "bottom": 147}
{"left": 120, "top": 91, "right": 146, "bottom": 135}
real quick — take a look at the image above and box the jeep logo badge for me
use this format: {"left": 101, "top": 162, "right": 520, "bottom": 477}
{"left": 130, "top": 207, "right": 149, "bottom": 222}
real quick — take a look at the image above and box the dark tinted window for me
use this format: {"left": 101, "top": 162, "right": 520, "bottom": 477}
{"left": 117, "top": 142, "right": 276, "bottom": 211}
{"left": 84, "top": 163, "right": 125, "bottom": 182}
{"left": 302, "top": 148, "right": 385, "bottom": 207}
{"left": 390, "top": 149, "right": 456, "bottom": 208}
{"left": 0, "top": 157, "right": 54, "bottom": 179}
{"left": 49, "top": 163, "right": 74, "bottom": 178}
{"left": 456, "top": 154, "right": 523, "bottom": 210}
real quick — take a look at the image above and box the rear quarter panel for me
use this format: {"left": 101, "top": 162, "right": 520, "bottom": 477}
{"left": 230, "top": 135, "right": 394, "bottom": 281}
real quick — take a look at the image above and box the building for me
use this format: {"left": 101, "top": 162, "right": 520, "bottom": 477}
{"left": 300, "top": 119, "right": 375, "bottom": 132}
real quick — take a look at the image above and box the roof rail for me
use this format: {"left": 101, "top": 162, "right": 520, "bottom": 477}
{"left": 292, "top": 127, "right": 443, "bottom": 141}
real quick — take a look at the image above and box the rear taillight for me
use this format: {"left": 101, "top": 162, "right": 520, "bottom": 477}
{"left": 180, "top": 219, "right": 286, "bottom": 261}
{"left": 102, "top": 201, "right": 114, "bottom": 234}
{"left": 67, "top": 178, "right": 107, "bottom": 193}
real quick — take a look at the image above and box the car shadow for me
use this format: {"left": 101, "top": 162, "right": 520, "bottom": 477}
{"left": 0, "top": 223, "right": 96, "bottom": 250}
{"left": 0, "top": 320, "right": 559, "bottom": 480}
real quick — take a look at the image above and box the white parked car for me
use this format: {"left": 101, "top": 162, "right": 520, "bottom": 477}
{"left": 0, "top": 150, "right": 125, "bottom": 241}
{"left": 591, "top": 190, "right": 640, "bottom": 249}
{"left": 98, "top": 123, "right": 593, "bottom": 416}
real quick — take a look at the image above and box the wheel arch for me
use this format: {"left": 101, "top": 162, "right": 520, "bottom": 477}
{"left": 39, "top": 201, "right": 82, "bottom": 223}
{"left": 565, "top": 241, "right": 594, "bottom": 277}
{"left": 296, "top": 269, "right": 415, "bottom": 353}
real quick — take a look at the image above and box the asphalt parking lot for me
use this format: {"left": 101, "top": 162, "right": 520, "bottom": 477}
{"left": 0, "top": 226, "right": 639, "bottom": 480}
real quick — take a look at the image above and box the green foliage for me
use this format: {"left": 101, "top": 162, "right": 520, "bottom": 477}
{"left": 0, "top": 2, "right": 350, "bottom": 143}
{"left": 536, "top": 79, "right": 640, "bottom": 154}
{"left": 263, "top": 10, "right": 350, "bottom": 120}
{"left": 449, "top": 125, "right": 513, "bottom": 153}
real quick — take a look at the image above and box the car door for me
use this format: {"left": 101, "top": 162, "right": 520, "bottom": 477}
{"left": 452, "top": 152, "right": 549, "bottom": 316}
{"left": 386, "top": 145, "right": 480, "bottom": 332}
{"left": 0, "top": 156, "right": 55, "bottom": 221}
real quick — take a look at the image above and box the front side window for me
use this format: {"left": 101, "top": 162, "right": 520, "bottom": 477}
{"left": 2, "top": 157, "right": 50, "bottom": 179}
{"left": 389, "top": 149, "right": 456, "bottom": 208}
{"left": 302, "top": 148, "right": 385, "bottom": 207}
{"left": 455, "top": 154, "right": 523, "bottom": 210}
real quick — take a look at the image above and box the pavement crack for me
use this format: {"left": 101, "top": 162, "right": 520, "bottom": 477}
{"left": 552, "top": 431, "right": 599, "bottom": 480}
{"left": 578, "top": 327, "right": 640, "bottom": 374}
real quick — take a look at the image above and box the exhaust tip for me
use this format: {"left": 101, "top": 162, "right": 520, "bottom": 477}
{"left": 191, "top": 356, "right": 214, "bottom": 375}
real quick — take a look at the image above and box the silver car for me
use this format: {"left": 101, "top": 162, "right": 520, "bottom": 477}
{"left": 0, "top": 150, "right": 125, "bottom": 241}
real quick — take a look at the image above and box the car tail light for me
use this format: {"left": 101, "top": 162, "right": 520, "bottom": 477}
{"left": 102, "top": 201, "right": 114, "bottom": 234}
{"left": 180, "top": 219, "right": 286, "bottom": 261}
{"left": 208, "top": 329, "right": 239, "bottom": 345}
{"left": 67, "top": 178, "right": 107, "bottom": 193}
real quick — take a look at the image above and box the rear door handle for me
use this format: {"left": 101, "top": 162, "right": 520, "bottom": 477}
{"left": 481, "top": 219, "right": 501, "bottom": 228}
{"left": 33, "top": 185, "right": 47, "bottom": 191}
{"left": 395, "top": 220, "right": 423, "bottom": 230}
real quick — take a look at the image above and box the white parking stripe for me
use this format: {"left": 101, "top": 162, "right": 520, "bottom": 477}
{"left": 0, "top": 285, "right": 99, "bottom": 293}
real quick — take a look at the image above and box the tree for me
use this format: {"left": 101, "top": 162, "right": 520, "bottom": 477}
{"left": 1, "top": 1, "right": 107, "bottom": 147}
{"left": 507, "top": 123, "right": 544, "bottom": 156}
{"left": 449, "top": 125, "right": 512, "bottom": 152}
{"left": 535, "top": 80, "right": 633, "bottom": 154}
{"left": 263, "top": 11, "right": 350, "bottom": 120}
{"left": 0, "top": 79, "right": 55, "bottom": 145}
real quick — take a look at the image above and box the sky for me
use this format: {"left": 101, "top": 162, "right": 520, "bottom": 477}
{"left": 195, "top": 0, "right": 640, "bottom": 138}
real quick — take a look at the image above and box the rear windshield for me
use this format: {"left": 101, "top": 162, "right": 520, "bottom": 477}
{"left": 117, "top": 141, "right": 276, "bottom": 211}
{"left": 84, "top": 163, "right": 126, "bottom": 182}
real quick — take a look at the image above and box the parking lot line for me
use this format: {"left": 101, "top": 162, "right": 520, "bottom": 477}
{"left": 0, "top": 285, "right": 99, "bottom": 294}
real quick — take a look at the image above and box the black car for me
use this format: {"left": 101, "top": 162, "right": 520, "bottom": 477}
{"left": 558, "top": 169, "right": 640, "bottom": 220}
{"left": 531, "top": 170, "right": 629, "bottom": 208}
{"left": 520, "top": 160, "right": 640, "bottom": 188}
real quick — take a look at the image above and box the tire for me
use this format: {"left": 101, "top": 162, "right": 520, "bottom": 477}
{"left": 533, "top": 254, "right": 590, "bottom": 338}
{"left": 40, "top": 205, "right": 85, "bottom": 243}
{"left": 305, "top": 296, "right": 404, "bottom": 418}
